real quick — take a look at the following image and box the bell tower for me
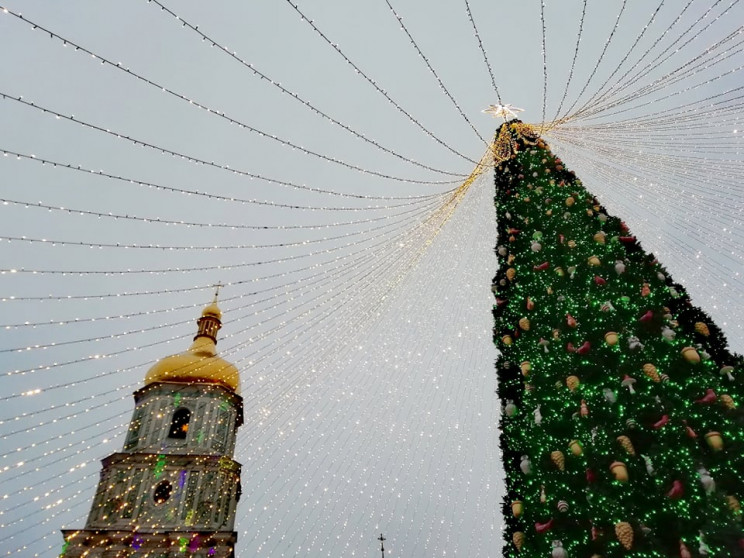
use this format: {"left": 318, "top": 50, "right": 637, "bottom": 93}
{"left": 61, "top": 300, "right": 243, "bottom": 557}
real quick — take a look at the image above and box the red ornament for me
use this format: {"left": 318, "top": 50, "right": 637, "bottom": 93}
{"left": 586, "top": 468, "right": 596, "bottom": 483}
{"left": 639, "top": 310, "right": 654, "bottom": 322}
{"left": 533, "top": 261, "right": 550, "bottom": 271}
{"left": 679, "top": 541, "right": 691, "bottom": 558}
{"left": 576, "top": 341, "right": 591, "bottom": 355}
{"left": 559, "top": 234, "right": 565, "bottom": 244}
{"left": 509, "top": 228, "right": 521, "bottom": 235}
{"left": 682, "top": 420, "right": 697, "bottom": 438}
{"left": 534, "top": 518, "right": 554, "bottom": 533}
{"left": 594, "top": 276, "right": 606, "bottom": 286}
{"left": 566, "top": 314, "right": 577, "bottom": 328}
{"left": 619, "top": 236, "right": 637, "bottom": 243}
{"left": 695, "top": 389, "right": 717, "bottom": 404}
{"left": 566, "top": 342, "right": 576, "bottom": 353}
{"left": 495, "top": 298, "right": 509, "bottom": 307}
{"left": 653, "top": 415, "right": 669, "bottom": 429}
{"left": 667, "top": 480, "right": 684, "bottom": 499}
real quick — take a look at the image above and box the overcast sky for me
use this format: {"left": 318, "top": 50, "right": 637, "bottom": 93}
{"left": 1, "top": 1, "right": 742, "bottom": 556}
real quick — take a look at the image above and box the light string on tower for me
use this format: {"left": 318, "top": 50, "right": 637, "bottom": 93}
{"left": 462, "top": 0, "right": 503, "bottom": 104}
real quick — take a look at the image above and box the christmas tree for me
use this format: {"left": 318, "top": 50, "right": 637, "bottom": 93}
{"left": 492, "top": 121, "right": 744, "bottom": 557}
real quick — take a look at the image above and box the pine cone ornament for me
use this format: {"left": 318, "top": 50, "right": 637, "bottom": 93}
{"left": 615, "top": 521, "right": 634, "bottom": 549}
{"left": 720, "top": 394, "right": 736, "bottom": 409}
{"left": 551, "top": 450, "right": 566, "bottom": 471}
{"left": 695, "top": 322, "right": 710, "bottom": 336}
{"left": 642, "top": 363, "right": 660, "bottom": 383}
{"left": 519, "top": 317, "right": 531, "bottom": 331}
{"left": 512, "top": 531, "right": 525, "bottom": 551}
{"left": 617, "top": 435, "right": 636, "bottom": 456}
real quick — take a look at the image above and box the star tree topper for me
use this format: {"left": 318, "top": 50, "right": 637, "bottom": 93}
{"left": 482, "top": 104, "right": 524, "bottom": 120}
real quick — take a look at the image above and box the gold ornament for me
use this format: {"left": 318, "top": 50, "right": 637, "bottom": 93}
{"left": 569, "top": 439, "right": 583, "bottom": 456}
{"left": 695, "top": 322, "right": 710, "bottom": 336}
{"left": 615, "top": 521, "right": 634, "bottom": 550}
{"left": 617, "top": 435, "right": 636, "bottom": 456}
{"left": 642, "top": 363, "right": 660, "bottom": 383}
{"left": 519, "top": 317, "right": 531, "bottom": 331}
{"left": 610, "top": 461, "right": 628, "bottom": 482}
{"left": 681, "top": 346, "right": 701, "bottom": 363}
{"left": 520, "top": 361, "right": 531, "bottom": 376}
{"left": 566, "top": 375, "right": 580, "bottom": 392}
{"left": 567, "top": 239, "right": 577, "bottom": 248}
{"left": 508, "top": 254, "right": 516, "bottom": 264}
{"left": 705, "top": 431, "right": 724, "bottom": 451}
{"left": 727, "top": 495, "right": 741, "bottom": 515}
{"left": 565, "top": 196, "right": 575, "bottom": 206}
{"left": 593, "top": 232, "right": 606, "bottom": 244}
{"left": 511, "top": 500, "right": 524, "bottom": 517}
{"left": 501, "top": 335, "right": 513, "bottom": 346}
{"left": 551, "top": 450, "right": 565, "bottom": 471}
{"left": 720, "top": 394, "right": 736, "bottom": 409}
{"left": 587, "top": 255, "right": 601, "bottom": 266}
{"left": 506, "top": 268, "right": 517, "bottom": 281}
{"left": 604, "top": 331, "right": 619, "bottom": 345}
{"left": 512, "top": 531, "right": 525, "bottom": 551}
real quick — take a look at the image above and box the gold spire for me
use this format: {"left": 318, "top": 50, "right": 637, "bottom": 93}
{"left": 144, "top": 293, "right": 239, "bottom": 392}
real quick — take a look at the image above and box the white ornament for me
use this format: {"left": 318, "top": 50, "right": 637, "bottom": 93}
{"left": 697, "top": 467, "right": 715, "bottom": 495}
{"left": 531, "top": 241, "right": 542, "bottom": 252}
{"left": 661, "top": 326, "right": 676, "bottom": 342}
{"left": 698, "top": 531, "right": 711, "bottom": 556}
{"left": 520, "top": 455, "right": 533, "bottom": 475}
{"left": 534, "top": 404, "right": 543, "bottom": 426}
{"left": 603, "top": 388, "right": 616, "bottom": 403}
{"left": 551, "top": 539, "right": 567, "bottom": 558}
{"left": 628, "top": 336, "right": 645, "bottom": 351}
{"left": 591, "top": 426, "right": 599, "bottom": 444}
{"left": 696, "top": 344, "right": 711, "bottom": 361}
{"left": 641, "top": 454, "right": 655, "bottom": 476}
{"left": 614, "top": 260, "right": 626, "bottom": 274}
{"left": 505, "top": 400, "right": 517, "bottom": 417}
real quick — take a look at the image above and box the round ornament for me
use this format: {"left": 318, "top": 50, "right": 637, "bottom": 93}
{"left": 705, "top": 431, "right": 724, "bottom": 451}
{"left": 531, "top": 241, "right": 542, "bottom": 252}
{"left": 681, "top": 347, "right": 701, "bottom": 363}
{"left": 511, "top": 500, "right": 524, "bottom": 517}
{"left": 587, "top": 256, "right": 601, "bottom": 266}
{"left": 604, "top": 331, "right": 619, "bottom": 345}
{"left": 520, "top": 361, "right": 531, "bottom": 376}
{"left": 506, "top": 268, "right": 517, "bottom": 281}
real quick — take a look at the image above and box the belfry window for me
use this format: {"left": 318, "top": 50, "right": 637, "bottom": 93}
{"left": 153, "top": 481, "right": 172, "bottom": 505}
{"left": 168, "top": 407, "right": 191, "bottom": 439}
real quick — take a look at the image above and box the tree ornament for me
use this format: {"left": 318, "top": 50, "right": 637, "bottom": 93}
{"left": 540, "top": 484, "right": 547, "bottom": 504}
{"left": 593, "top": 231, "right": 606, "bottom": 244}
{"left": 627, "top": 335, "right": 644, "bottom": 350}
{"left": 641, "top": 454, "right": 655, "bottom": 476}
{"left": 551, "top": 451, "right": 565, "bottom": 471}
{"left": 551, "top": 540, "right": 567, "bottom": 558}
{"left": 506, "top": 268, "right": 517, "bottom": 281}
{"left": 539, "top": 338, "right": 551, "bottom": 353}
{"left": 580, "top": 399, "right": 589, "bottom": 417}
{"left": 698, "top": 532, "right": 711, "bottom": 556}
{"left": 532, "top": 231, "right": 543, "bottom": 240}
{"left": 720, "top": 394, "right": 736, "bottom": 409}
{"left": 705, "top": 431, "right": 723, "bottom": 451}
{"left": 639, "top": 310, "right": 654, "bottom": 322}
{"left": 621, "top": 375, "right": 637, "bottom": 394}
{"left": 626, "top": 418, "right": 638, "bottom": 429}
{"left": 535, "top": 518, "right": 554, "bottom": 533}
{"left": 661, "top": 326, "right": 676, "bottom": 341}
{"left": 603, "top": 388, "right": 617, "bottom": 403}
{"left": 534, "top": 405, "right": 543, "bottom": 426}
{"left": 520, "top": 361, "right": 531, "bottom": 376}
{"left": 694, "top": 322, "right": 710, "bottom": 336}
{"left": 586, "top": 468, "right": 596, "bottom": 483}
{"left": 697, "top": 467, "right": 715, "bottom": 495}
{"left": 682, "top": 420, "right": 697, "bottom": 438}
{"left": 695, "top": 389, "right": 717, "bottom": 404}
{"left": 512, "top": 500, "right": 524, "bottom": 517}
{"left": 640, "top": 282, "right": 651, "bottom": 297}
{"left": 617, "top": 435, "right": 636, "bottom": 455}
{"left": 566, "top": 313, "right": 577, "bottom": 328}
{"left": 534, "top": 261, "right": 550, "bottom": 271}
{"left": 726, "top": 494, "right": 741, "bottom": 515}
{"left": 526, "top": 297, "right": 535, "bottom": 311}
{"left": 557, "top": 500, "right": 569, "bottom": 513}
{"left": 667, "top": 480, "right": 684, "bottom": 499}
{"left": 587, "top": 255, "right": 601, "bottom": 266}
{"left": 614, "top": 260, "right": 626, "bottom": 274}
{"left": 593, "top": 275, "right": 606, "bottom": 286}
{"left": 497, "top": 245, "right": 508, "bottom": 256}
{"left": 643, "top": 363, "right": 660, "bottom": 383}
{"left": 554, "top": 267, "right": 565, "bottom": 278}
{"left": 681, "top": 346, "right": 701, "bottom": 363}
{"left": 576, "top": 341, "right": 591, "bottom": 354}
{"left": 652, "top": 414, "right": 669, "bottom": 429}
{"left": 565, "top": 196, "right": 575, "bottom": 206}
{"left": 679, "top": 541, "right": 691, "bottom": 558}
{"left": 505, "top": 400, "right": 517, "bottom": 417}
{"left": 502, "top": 334, "right": 514, "bottom": 346}
{"left": 531, "top": 241, "right": 542, "bottom": 252}
{"left": 615, "top": 522, "right": 633, "bottom": 550}
{"left": 519, "top": 317, "right": 531, "bottom": 331}
{"left": 720, "top": 365, "right": 736, "bottom": 381}
{"left": 520, "top": 455, "right": 533, "bottom": 475}
{"left": 566, "top": 375, "right": 580, "bottom": 392}
{"left": 512, "top": 531, "right": 525, "bottom": 551}
{"left": 569, "top": 439, "right": 583, "bottom": 456}
{"left": 604, "top": 331, "right": 619, "bottom": 345}
{"left": 660, "top": 373, "right": 670, "bottom": 383}
{"left": 610, "top": 461, "right": 628, "bottom": 482}
{"left": 567, "top": 239, "right": 577, "bottom": 248}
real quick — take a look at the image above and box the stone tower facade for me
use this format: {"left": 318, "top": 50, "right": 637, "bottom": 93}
{"left": 61, "top": 302, "right": 243, "bottom": 557}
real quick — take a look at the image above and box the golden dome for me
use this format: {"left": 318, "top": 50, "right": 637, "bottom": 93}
{"left": 144, "top": 301, "right": 239, "bottom": 393}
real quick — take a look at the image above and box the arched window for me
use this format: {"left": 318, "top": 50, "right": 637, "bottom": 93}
{"left": 168, "top": 407, "right": 191, "bottom": 439}
{"left": 153, "top": 480, "right": 173, "bottom": 505}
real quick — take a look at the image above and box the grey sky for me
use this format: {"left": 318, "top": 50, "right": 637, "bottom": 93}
{"left": 0, "top": 1, "right": 742, "bottom": 556}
